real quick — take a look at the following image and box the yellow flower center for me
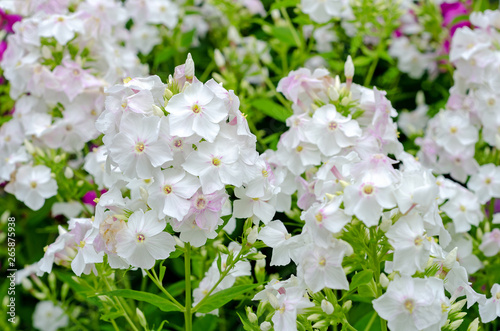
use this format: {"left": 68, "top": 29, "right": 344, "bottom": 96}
{"left": 192, "top": 104, "right": 201, "bottom": 114}
{"left": 163, "top": 185, "right": 172, "bottom": 195}
{"left": 328, "top": 121, "right": 338, "bottom": 131}
{"left": 262, "top": 169, "right": 268, "bottom": 177}
{"left": 450, "top": 126, "right": 457, "bottom": 134}
{"left": 30, "top": 181, "right": 37, "bottom": 189}
{"left": 485, "top": 177, "right": 492, "bottom": 184}
{"left": 212, "top": 158, "right": 221, "bottom": 166}
{"left": 135, "top": 142, "right": 145, "bottom": 153}
{"left": 459, "top": 205, "right": 466, "bottom": 212}
{"left": 196, "top": 197, "right": 207, "bottom": 210}
{"left": 296, "top": 146, "right": 303, "bottom": 152}
{"left": 496, "top": 292, "right": 500, "bottom": 300}
{"left": 414, "top": 236, "right": 423, "bottom": 246}
{"left": 363, "top": 185, "right": 374, "bottom": 195}
{"left": 319, "top": 258, "right": 326, "bottom": 266}
{"left": 404, "top": 299, "right": 414, "bottom": 313}
{"left": 315, "top": 213, "right": 323, "bottom": 222}
{"left": 136, "top": 234, "right": 146, "bottom": 243}
{"left": 174, "top": 139, "right": 183, "bottom": 148}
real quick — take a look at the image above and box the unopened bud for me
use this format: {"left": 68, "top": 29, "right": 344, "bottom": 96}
{"left": 76, "top": 180, "right": 84, "bottom": 187}
{"left": 380, "top": 218, "right": 392, "bottom": 232}
{"left": 268, "top": 292, "right": 280, "bottom": 309}
{"left": 54, "top": 155, "right": 62, "bottom": 163}
{"left": 476, "top": 228, "right": 483, "bottom": 241}
{"left": 35, "top": 147, "right": 45, "bottom": 157}
{"left": 152, "top": 104, "right": 164, "bottom": 117}
{"left": 344, "top": 55, "right": 354, "bottom": 79}
{"left": 24, "top": 139, "right": 35, "bottom": 154}
{"left": 416, "top": 91, "right": 425, "bottom": 106}
{"left": 41, "top": 45, "right": 52, "bottom": 59}
{"left": 217, "top": 244, "right": 230, "bottom": 255}
{"left": 33, "top": 291, "right": 47, "bottom": 300}
{"left": 260, "top": 321, "right": 272, "bottom": 331}
{"left": 139, "top": 186, "right": 148, "bottom": 202}
{"left": 247, "top": 310, "right": 258, "bottom": 323}
{"left": 174, "top": 236, "right": 184, "bottom": 248}
{"left": 214, "top": 49, "right": 225, "bottom": 68}
{"left": 307, "top": 313, "right": 321, "bottom": 321}
{"left": 342, "top": 300, "right": 352, "bottom": 312}
{"left": 328, "top": 86, "right": 339, "bottom": 102}
{"left": 136, "top": 308, "right": 147, "bottom": 329}
{"left": 247, "top": 226, "right": 258, "bottom": 244}
{"left": 312, "top": 320, "right": 329, "bottom": 328}
{"left": 467, "top": 318, "right": 479, "bottom": 331}
{"left": 21, "top": 278, "right": 32, "bottom": 291}
{"left": 449, "top": 319, "right": 463, "bottom": 330}
{"left": 380, "top": 273, "right": 390, "bottom": 288}
{"left": 321, "top": 299, "right": 334, "bottom": 315}
{"left": 449, "top": 299, "right": 466, "bottom": 313}
{"left": 164, "top": 88, "right": 173, "bottom": 100}
{"left": 185, "top": 53, "right": 195, "bottom": 81}
{"left": 64, "top": 167, "right": 74, "bottom": 179}
{"left": 484, "top": 221, "right": 491, "bottom": 233}
{"left": 443, "top": 247, "right": 458, "bottom": 270}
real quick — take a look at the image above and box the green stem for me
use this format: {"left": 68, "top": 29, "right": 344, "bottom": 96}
{"left": 364, "top": 312, "right": 377, "bottom": 331}
{"left": 489, "top": 198, "right": 495, "bottom": 222}
{"left": 102, "top": 271, "right": 139, "bottom": 331}
{"left": 364, "top": 55, "right": 379, "bottom": 87}
{"left": 192, "top": 247, "right": 246, "bottom": 312}
{"left": 184, "top": 243, "right": 193, "bottom": 331}
{"left": 145, "top": 269, "right": 184, "bottom": 310}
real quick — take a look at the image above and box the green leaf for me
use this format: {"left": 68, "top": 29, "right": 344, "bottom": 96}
{"left": 154, "top": 48, "right": 176, "bottom": 68}
{"left": 251, "top": 98, "right": 292, "bottom": 122}
{"left": 271, "top": 26, "right": 297, "bottom": 47}
{"left": 349, "top": 270, "right": 373, "bottom": 291}
{"left": 270, "top": 0, "right": 299, "bottom": 10}
{"left": 180, "top": 29, "right": 196, "bottom": 48}
{"left": 195, "top": 284, "right": 260, "bottom": 314}
{"left": 102, "top": 290, "right": 183, "bottom": 312}
{"left": 100, "top": 310, "right": 122, "bottom": 322}
{"left": 353, "top": 56, "right": 372, "bottom": 67}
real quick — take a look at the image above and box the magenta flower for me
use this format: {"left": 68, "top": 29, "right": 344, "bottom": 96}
{"left": 0, "top": 9, "right": 22, "bottom": 33}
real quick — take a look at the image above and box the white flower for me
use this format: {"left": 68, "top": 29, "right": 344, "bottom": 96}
{"left": 467, "top": 163, "right": 500, "bottom": 204}
{"left": 38, "top": 14, "right": 84, "bottom": 45}
{"left": 115, "top": 210, "right": 176, "bottom": 269}
{"left": 303, "top": 104, "right": 361, "bottom": 156}
{"left": 373, "top": 276, "right": 446, "bottom": 331}
{"left": 167, "top": 81, "right": 227, "bottom": 143}
{"left": 478, "top": 284, "right": 500, "bottom": 323}
{"left": 33, "top": 301, "right": 69, "bottom": 331}
{"left": 441, "top": 188, "right": 482, "bottom": 233}
{"left": 385, "top": 213, "right": 431, "bottom": 276}
{"left": 257, "top": 220, "right": 302, "bottom": 266}
{"left": 5, "top": 165, "right": 58, "bottom": 211}
{"left": 108, "top": 112, "right": 172, "bottom": 179}
{"left": 148, "top": 168, "right": 200, "bottom": 220}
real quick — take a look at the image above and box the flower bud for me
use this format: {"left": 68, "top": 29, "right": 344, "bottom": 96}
{"left": 344, "top": 55, "right": 354, "bottom": 79}
{"left": 24, "top": 139, "right": 35, "bottom": 154}
{"left": 260, "top": 321, "right": 272, "bottom": 331}
{"left": 21, "top": 277, "right": 33, "bottom": 291}
{"left": 267, "top": 292, "right": 280, "bottom": 309}
{"left": 136, "top": 308, "right": 148, "bottom": 329}
{"left": 307, "top": 313, "right": 321, "bottom": 321}
{"left": 247, "top": 312, "right": 258, "bottom": 324}
{"left": 217, "top": 244, "right": 230, "bottom": 255}
{"left": 321, "top": 299, "right": 334, "bottom": 315}
{"left": 416, "top": 91, "right": 425, "bottom": 106}
{"left": 476, "top": 228, "right": 483, "bottom": 241}
{"left": 41, "top": 45, "right": 52, "bottom": 59}
{"left": 342, "top": 300, "right": 352, "bottom": 312}
{"left": 443, "top": 247, "right": 458, "bottom": 270}
{"left": 185, "top": 53, "right": 195, "bottom": 81}
{"left": 380, "top": 273, "right": 390, "bottom": 288}
{"left": 380, "top": 218, "right": 392, "bottom": 232}
{"left": 214, "top": 49, "right": 225, "bottom": 68}
{"left": 449, "top": 299, "right": 466, "bottom": 313}
{"left": 467, "top": 318, "right": 479, "bottom": 331}
{"left": 449, "top": 319, "right": 463, "bottom": 330}
{"left": 152, "top": 104, "right": 164, "bottom": 117}
{"left": 64, "top": 167, "right": 74, "bottom": 179}
{"left": 77, "top": 180, "right": 84, "bottom": 187}
{"left": 247, "top": 226, "right": 258, "bottom": 244}
{"left": 312, "top": 320, "right": 329, "bottom": 328}
{"left": 328, "top": 86, "right": 339, "bottom": 102}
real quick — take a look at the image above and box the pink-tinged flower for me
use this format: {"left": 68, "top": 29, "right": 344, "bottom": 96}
{"left": 373, "top": 276, "right": 446, "bottom": 331}
{"left": 147, "top": 168, "right": 200, "bottom": 220}
{"left": 115, "top": 210, "right": 175, "bottom": 270}
{"left": 52, "top": 60, "right": 102, "bottom": 101}
{"left": 70, "top": 220, "right": 103, "bottom": 276}
{"left": 271, "top": 287, "right": 314, "bottom": 331}
{"left": 0, "top": 40, "right": 7, "bottom": 62}
{"left": 303, "top": 104, "right": 361, "bottom": 156}
{"left": 297, "top": 241, "right": 350, "bottom": 292}
{"left": 5, "top": 165, "right": 58, "bottom": 211}
{"left": 167, "top": 80, "right": 227, "bottom": 143}
{"left": 257, "top": 220, "right": 302, "bottom": 266}
{"left": 277, "top": 68, "right": 330, "bottom": 110}
{"left": 479, "top": 229, "right": 500, "bottom": 257}
{"left": 108, "top": 112, "right": 172, "bottom": 179}
{"left": 301, "top": 199, "right": 351, "bottom": 246}
{"left": 37, "top": 227, "right": 75, "bottom": 276}
{"left": 182, "top": 138, "right": 241, "bottom": 194}
{"left": 479, "top": 283, "right": 500, "bottom": 323}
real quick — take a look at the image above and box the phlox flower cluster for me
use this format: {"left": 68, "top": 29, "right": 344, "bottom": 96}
{"left": 0, "top": 0, "right": 155, "bottom": 210}
{"left": 251, "top": 59, "right": 489, "bottom": 330}
{"left": 33, "top": 56, "right": 276, "bottom": 281}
